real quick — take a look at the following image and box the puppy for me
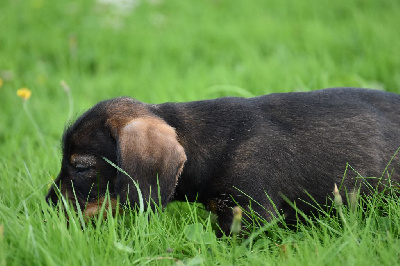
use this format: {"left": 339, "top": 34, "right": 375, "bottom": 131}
{"left": 46, "top": 88, "right": 400, "bottom": 234}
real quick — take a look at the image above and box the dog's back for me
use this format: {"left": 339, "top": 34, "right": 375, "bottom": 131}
{"left": 157, "top": 88, "right": 400, "bottom": 227}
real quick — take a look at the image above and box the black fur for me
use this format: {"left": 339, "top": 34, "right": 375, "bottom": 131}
{"left": 46, "top": 88, "right": 400, "bottom": 234}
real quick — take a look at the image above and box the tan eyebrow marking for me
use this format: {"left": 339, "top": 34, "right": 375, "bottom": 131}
{"left": 70, "top": 154, "right": 97, "bottom": 167}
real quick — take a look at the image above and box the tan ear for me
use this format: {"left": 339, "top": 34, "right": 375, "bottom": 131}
{"left": 116, "top": 117, "right": 187, "bottom": 208}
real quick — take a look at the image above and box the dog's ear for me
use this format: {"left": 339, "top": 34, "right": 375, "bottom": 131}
{"left": 115, "top": 117, "right": 186, "bottom": 208}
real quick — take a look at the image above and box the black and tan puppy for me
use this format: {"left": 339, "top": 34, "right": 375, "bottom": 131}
{"left": 46, "top": 88, "right": 400, "bottom": 234}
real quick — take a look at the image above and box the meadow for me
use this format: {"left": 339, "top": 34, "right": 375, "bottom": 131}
{"left": 1, "top": 0, "right": 400, "bottom": 264}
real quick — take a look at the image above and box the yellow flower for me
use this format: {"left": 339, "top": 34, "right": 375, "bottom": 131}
{"left": 17, "top": 88, "right": 32, "bottom": 100}
{"left": 0, "top": 78, "right": 3, "bottom": 88}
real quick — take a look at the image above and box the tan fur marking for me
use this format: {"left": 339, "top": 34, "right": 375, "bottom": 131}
{"left": 70, "top": 154, "right": 77, "bottom": 164}
{"left": 105, "top": 99, "right": 152, "bottom": 136}
{"left": 122, "top": 117, "right": 186, "bottom": 174}
{"left": 208, "top": 199, "right": 218, "bottom": 214}
{"left": 84, "top": 197, "right": 118, "bottom": 218}
{"left": 70, "top": 154, "right": 97, "bottom": 167}
{"left": 117, "top": 116, "right": 187, "bottom": 203}
{"left": 120, "top": 117, "right": 180, "bottom": 156}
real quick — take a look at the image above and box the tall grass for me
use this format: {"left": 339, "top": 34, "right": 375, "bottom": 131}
{"left": 1, "top": 0, "right": 400, "bottom": 264}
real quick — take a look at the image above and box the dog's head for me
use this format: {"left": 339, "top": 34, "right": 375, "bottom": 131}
{"left": 46, "top": 97, "right": 187, "bottom": 217}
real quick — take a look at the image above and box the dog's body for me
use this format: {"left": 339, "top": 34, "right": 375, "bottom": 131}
{"left": 46, "top": 88, "right": 400, "bottom": 234}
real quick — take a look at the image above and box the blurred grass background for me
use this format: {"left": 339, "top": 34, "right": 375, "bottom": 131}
{"left": 1, "top": 0, "right": 400, "bottom": 264}
{"left": 1, "top": 0, "right": 400, "bottom": 146}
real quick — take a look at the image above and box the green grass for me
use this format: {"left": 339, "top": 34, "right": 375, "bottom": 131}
{"left": 1, "top": 0, "right": 400, "bottom": 264}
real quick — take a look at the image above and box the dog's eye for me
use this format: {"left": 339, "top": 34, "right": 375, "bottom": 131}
{"left": 75, "top": 164, "right": 90, "bottom": 174}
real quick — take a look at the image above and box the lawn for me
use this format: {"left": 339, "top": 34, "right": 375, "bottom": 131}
{"left": 1, "top": 0, "right": 400, "bottom": 264}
